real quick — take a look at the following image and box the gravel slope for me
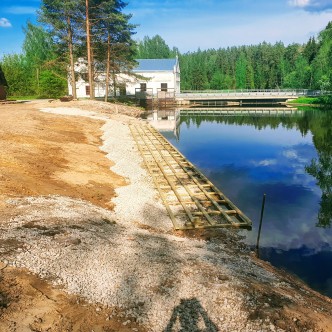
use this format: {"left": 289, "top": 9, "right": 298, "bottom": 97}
{"left": 1, "top": 104, "right": 331, "bottom": 332}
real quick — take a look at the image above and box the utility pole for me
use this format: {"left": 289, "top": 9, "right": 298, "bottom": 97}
{"left": 85, "top": 0, "right": 95, "bottom": 99}
{"left": 255, "top": 193, "right": 266, "bottom": 258}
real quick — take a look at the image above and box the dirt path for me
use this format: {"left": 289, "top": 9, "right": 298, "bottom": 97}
{"left": 0, "top": 100, "right": 331, "bottom": 332}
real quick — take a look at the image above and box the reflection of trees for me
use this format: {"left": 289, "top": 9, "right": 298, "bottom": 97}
{"left": 180, "top": 109, "right": 332, "bottom": 227}
{"left": 306, "top": 156, "right": 332, "bottom": 227}
{"left": 304, "top": 110, "right": 332, "bottom": 228}
{"left": 180, "top": 113, "right": 304, "bottom": 130}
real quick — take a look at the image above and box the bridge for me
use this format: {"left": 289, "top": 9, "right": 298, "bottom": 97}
{"left": 175, "top": 89, "right": 326, "bottom": 106}
{"left": 136, "top": 88, "right": 329, "bottom": 110}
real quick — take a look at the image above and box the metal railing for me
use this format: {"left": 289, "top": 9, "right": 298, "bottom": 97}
{"left": 177, "top": 89, "right": 330, "bottom": 98}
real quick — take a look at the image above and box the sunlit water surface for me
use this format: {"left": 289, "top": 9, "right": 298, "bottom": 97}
{"left": 162, "top": 109, "right": 332, "bottom": 298}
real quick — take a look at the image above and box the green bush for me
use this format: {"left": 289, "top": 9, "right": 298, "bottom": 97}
{"left": 38, "top": 70, "right": 67, "bottom": 98}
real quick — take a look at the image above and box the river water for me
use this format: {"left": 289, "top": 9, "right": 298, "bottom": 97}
{"left": 160, "top": 108, "right": 332, "bottom": 298}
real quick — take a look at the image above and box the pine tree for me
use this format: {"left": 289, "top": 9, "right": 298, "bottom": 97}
{"left": 235, "top": 52, "right": 247, "bottom": 89}
{"left": 90, "top": 0, "right": 136, "bottom": 100}
{"left": 39, "top": 0, "right": 83, "bottom": 99}
{"left": 136, "top": 35, "right": 175, "bottom": 59}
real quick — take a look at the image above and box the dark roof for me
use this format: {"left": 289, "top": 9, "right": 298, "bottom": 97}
{"left": 134, "top": 59, "right": 177, "bottom": 72}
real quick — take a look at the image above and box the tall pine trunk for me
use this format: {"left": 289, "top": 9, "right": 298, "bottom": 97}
{"left": 112, "top": 66, "right": 116, "bottom": 98}
{"left": 67, "top": 15, "right": 77, "bottom": 99}
{"left": 85, "top": 0, "right": 95, "bottom": 99}
{"left": 105, "top": 33, "right": 111, "bottom": 102}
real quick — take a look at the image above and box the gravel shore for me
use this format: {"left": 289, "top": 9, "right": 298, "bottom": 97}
{"left": 1, "top": 103, "right": 331, "bottom": 332}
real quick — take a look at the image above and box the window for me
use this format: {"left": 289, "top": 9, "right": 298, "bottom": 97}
{"left": 140, "top": 83, "right": 147, "bottom": 92}
{"left": 85, "top": 85, "right": 90, "bottom": 96}
{"left": 119, "top": 84, "right": 126, "bottom": 96}
{"left": 161, "top": 83, "right": 168, "bottom": 92}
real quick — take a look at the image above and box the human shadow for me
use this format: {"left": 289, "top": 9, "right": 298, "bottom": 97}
{"left": 164, "top": 298, "right": 219, "bottom": 332}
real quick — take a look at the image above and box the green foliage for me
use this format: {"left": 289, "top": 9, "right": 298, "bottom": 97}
{"left": 39, "top": 0, "right": 137, "bottom": 99}
{"left": 1, "top": 54, "right": 33, "bottom": 96}
{"left": 304, "top": 109, "right": 332, "bottom": 227}
{"left": 23, "top": 21, "right": 54, "bottom": 67}
{"left": 283, "top": 56, "right": 311, "bottom": 88}
{"left": 0, "top": 0, "right": 136, "bottom": 99}
{"left": 7, "top": 95, "right": 39, "bottom": 100}
{"left": 38, "top": 70, "right": 67, "bottom": 98}
{"left": 0, "top": 22, "right": 66, "bottom": 98}
{"left": 136, "top": 35, "right": 176, "bottom": 59}
{"left": 135, "top": 21, "right": 332, "bottom": 92}
{"left": 235, "top": 52, "right": 247, "bottom": 89}
{"left": 2, "top": 9, "right": 332, "bottom": 98}
{"left": 289, "top": 97, "right": 320, "bottom": 104}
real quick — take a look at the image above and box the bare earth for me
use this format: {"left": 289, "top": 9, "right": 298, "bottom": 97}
{"left": 0, "top": 99, "right": 331, "bottom": 332}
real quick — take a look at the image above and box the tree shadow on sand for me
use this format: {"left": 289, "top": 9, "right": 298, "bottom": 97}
{"left": 164, "top": 298, "right": 219, "bottom": 332}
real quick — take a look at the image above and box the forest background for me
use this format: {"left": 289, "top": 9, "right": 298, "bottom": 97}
{"left": 0, "top": 0, "right": 331, "bottom": 99}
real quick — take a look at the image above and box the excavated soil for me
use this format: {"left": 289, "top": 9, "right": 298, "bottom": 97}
{"left": 0, "top": 99, "right": 331, "bottom": 332}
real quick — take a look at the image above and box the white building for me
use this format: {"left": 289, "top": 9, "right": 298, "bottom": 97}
{"left": 69, "top": 57, "right": 180, "bottom": 98}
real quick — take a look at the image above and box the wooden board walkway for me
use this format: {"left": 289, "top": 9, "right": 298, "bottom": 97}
{"left": 130, "top": 123, "right": 252, "bottom": 230}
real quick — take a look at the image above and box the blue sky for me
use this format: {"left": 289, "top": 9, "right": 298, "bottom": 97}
{"left": 1, "top": 0, "right": 332, "bottom": 57}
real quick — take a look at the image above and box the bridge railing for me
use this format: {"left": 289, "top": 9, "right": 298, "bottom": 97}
{"left": 177, "top": 89, "right": 330, "bottom": 97}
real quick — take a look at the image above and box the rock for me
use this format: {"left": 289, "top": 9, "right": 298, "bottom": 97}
{"left": 275, "top": 320, "right": 287, "bottom": 330}
{"left": 69, "top": 238, "right": 81, "bottom": 246}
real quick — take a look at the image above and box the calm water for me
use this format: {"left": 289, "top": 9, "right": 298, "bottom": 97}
{"left": 162, "top": 109, "right": 332, "bottom": 298}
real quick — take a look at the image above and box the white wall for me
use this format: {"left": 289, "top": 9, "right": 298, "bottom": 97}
{"left": 125, "top": 71, "right": 177, "bottom": 96}
{"left": 68, "top": 63, "right": 180, "bottom": 98}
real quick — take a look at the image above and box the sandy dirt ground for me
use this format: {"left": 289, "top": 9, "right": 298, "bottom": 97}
{"left": 0, "top": 100, "right": 144, "bottom": 331}
{"left": 0, "top": 99, "right": 331, "bottom": 332}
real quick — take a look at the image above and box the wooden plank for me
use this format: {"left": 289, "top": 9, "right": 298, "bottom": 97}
{"left": 130, "top": 123, "right": 252, "bottom": 230}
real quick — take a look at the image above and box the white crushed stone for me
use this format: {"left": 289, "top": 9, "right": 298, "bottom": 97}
{"left": 40, "top": 106, "right": 171, "bottom": 231}
{"left": 101, "top": 118, "right": 171, "bottom": 231}
{"left": 0, "top": 106, "right": 296, "bottom": 331}
{"left": 3, "top": 196, "right": 281, "bottom": 331}
{"left": 40, "top": 107, "right": 106, "bottom": 120}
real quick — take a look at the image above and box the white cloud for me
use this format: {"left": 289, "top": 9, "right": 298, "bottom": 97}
{"left": 289, "top": 0, "right": 311, "bottom": 7}
{"left": 0, "top": 18, "right": 12, "bottom": 28}
{"left": 283, "top": 149, "right": 298, "bottom": 159}
{"left": 251, "top": 159, "right": 278, "bottom": 166}
{"left": 288, "top": 0, "right": 332, "bottom": 11}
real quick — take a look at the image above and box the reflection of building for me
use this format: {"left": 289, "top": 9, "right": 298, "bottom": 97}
{"left": 149, "top": 110, "right": 180, "bottom": 140}
{"left": 68, "top": 57, "right": 180, "bottom": 99}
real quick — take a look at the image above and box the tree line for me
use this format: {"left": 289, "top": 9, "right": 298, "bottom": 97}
{"left": 137, "top": 22, "right": 332, "bottom": 92}
{"left": 0, "top": 0, "right": 136, "bottom": 99}
{"left": 0, "top": 5, "right": 331, "bottom": 98}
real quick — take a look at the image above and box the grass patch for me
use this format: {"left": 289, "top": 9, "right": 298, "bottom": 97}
{"left": 288, "top": 97, "right": 320, "bottom": 104}
{"left": 288, "top": 95, "right": 332, "bottom": 107}
{"left": 7, "top": 95, "right": 39, "bottom": 101}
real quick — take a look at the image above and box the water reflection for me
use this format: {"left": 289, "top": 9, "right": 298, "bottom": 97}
{"left": 159, "top": 108, "right": 332, "bottom": 298}
{"left": 304, "top": 110, "right": 332, "bottom": 228}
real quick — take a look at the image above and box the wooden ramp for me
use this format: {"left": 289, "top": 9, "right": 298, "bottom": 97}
{"left": 130, "top": 123, "right": 252, "bottom": 231}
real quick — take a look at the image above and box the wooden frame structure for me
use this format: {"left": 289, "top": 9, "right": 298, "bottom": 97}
{"left": 130, "top": 123, "right": 252, "bottom": 230}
